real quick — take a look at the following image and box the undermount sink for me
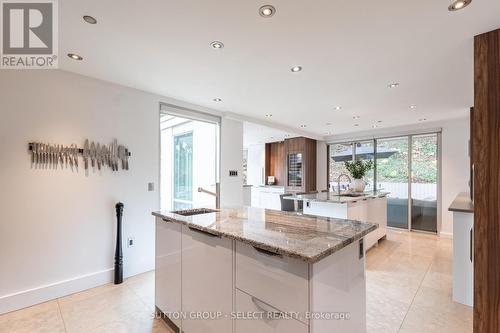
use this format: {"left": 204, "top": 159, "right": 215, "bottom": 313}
{"left": 172, "top": 208, "right": 219, "bottom": 216}
{"left": 338, "top": 193, "right": 366, "bottom": 197}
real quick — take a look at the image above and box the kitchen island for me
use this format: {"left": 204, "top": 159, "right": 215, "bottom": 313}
{"left": 153, "top": 207, "right": 377, "bottom": 333}
{"left": 284, "top": 191, "right": 389, "bottom": 250}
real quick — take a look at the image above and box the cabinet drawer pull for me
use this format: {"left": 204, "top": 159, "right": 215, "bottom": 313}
{"left": 251, "top": 296, "right": 282, "bottom": 318}
{"left": 470, "top": 228, "right": 473, "bottom": 263}
{"left": 253, "top": 246, "right": 283, "bottom": 258}
{"left": 188, "top": 226, "right": 221, "bottom": 238}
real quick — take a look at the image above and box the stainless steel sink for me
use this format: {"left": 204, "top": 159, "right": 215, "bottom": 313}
{"left": 338, "top": 193, "right": 366, "bottom": 197}
{"left": 172, "top": 208, "right": 219, "bottom": 216}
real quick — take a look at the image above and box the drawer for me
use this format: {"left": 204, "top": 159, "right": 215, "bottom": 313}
{"left": 235, "top": 289, "right": 308, "bottom": 333}
{"left": 235, "top": 241, "right": 309, "bottom": 324}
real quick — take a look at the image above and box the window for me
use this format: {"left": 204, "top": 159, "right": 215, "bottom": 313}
{"left": 173, "top": 132, "right": 193, "bottom": 210}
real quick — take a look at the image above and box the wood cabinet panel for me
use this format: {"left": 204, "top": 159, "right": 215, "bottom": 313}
{"left": 473, "top": 28, "right": 500, "bottom": 333}
{"left": 265, "top": 142, "right": 285, "bottom": 185}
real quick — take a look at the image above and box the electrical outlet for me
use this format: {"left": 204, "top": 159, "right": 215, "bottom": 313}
{"left": 127, "top": 237, "right": 134, "bottom": 248}
{"left": 147, "top": 182, "right": 155, "bottom": 191}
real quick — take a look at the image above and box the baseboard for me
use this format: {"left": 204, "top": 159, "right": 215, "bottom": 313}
{"left": 0, "top": 268, "right": 114, "bottom": 315}
{"left": 439, "top": 231, "right": 453, "bottom": 239}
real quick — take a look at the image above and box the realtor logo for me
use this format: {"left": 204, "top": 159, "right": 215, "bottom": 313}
{"left": 1, "top": 0, "right": 58, "bottom": 69}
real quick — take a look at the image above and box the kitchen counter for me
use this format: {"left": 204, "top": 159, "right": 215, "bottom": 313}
{"left": 283, "top": 190, "right": 389, "bottom": 204}
{"left": 448, "top": 192, "right": 474, "bottom": 213}
{"left": 153, "top": 206, "right": 376, "bottom": 263}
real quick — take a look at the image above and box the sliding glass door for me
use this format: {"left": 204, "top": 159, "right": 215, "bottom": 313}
{"left": 328, "top": 132, "right": 440, "bottom": 233}
{"left": 376, "top": 137, "right": 409, "bottom": 229}
{"left": 410, "top": 134, "right": 438, "bottom": 232}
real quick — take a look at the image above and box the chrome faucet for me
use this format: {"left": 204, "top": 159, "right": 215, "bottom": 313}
{"left": 336, "top": 173, "right": 352, "bottom": 196}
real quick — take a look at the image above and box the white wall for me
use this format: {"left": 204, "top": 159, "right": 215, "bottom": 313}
{"left": 440, "top": 117, "right": 470, "bottom": 238}
{"left": 0, "top": 70, "right": 243, "bottom": 313}
{"left": 325, "top": 116, "right": 470, "bottom": 238}
{"left": 220, "top": 118, "right": 243, "bottom": 206}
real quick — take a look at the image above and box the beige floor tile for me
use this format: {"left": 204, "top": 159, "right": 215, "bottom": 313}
{"left": 58, "top": 283, "right": 148, "bottom": 333}
{"left": 0, "top": 300, "right": 66, "bottom": 333}
{"left": 399, "top": 287, "right": 473, "bottom": 333}
{"left": 86, "top": 310, "right": 174, "bottom": 333}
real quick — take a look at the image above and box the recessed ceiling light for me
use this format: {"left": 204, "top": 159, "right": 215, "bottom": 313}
{"left": 213, "top": 98, "right": 222, "bottom": 102}
{"left": 210, "top": 41, "right": 224, "bottom": 49}
{"left": 83, "top": 15, "right": 97, "bottom": 24}
{"left": 333, "top": 106, "right": 342, "bottom": 111}
{"left": 377, "top": 120, "right": 383, "bottom": 123}
{"left": 68, "top": 53, "right": 83, "bottom": 60}
{"left": 353, "top": 115, "right": 360, "bottom": 120}
{"left": 354, "top": 124, "right": 360, "bottom": 127}
{"left": 299, "top": 124, "right": 307, "bottom": 128}
{"left": 284, "top": 134, "right": 290, "bottom": 137}
{"left": 324, "top": 131, "right": 332, "bottom": 135}
{"left": 410, "top": 105, "right": 417, "bottom": 109}
{"left": 448, "top": 0, "right": 471, "bottom": 11}
{"left": 270, "top": 136, "right": 274, "bottom": 139}
{"left": 326, "top": 122, "right": 332, "bottom": 126}
{"left": 372, "top": 124, "right": 379, "bottom": 128}
{"left": 291, "top": 66, "right": 302, "bottom": 73}
{"left": 265, "top": 114, "right": 272, "bottom": 118}
{"left": 419, "top": 118, "right": 427, "bottom": 122}
{"left": 388, "top": 82, "right": 399, "bottom": 88}
{"left": 259, "top": 5, "right": 276, "bottom": 17}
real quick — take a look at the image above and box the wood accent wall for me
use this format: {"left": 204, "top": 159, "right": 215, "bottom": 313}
{"left": 284, "top": 137, "right": 317, "bottom": 193}
{"left": 265, "top": 141, "right": 285, "bottom": 185}
{"left": 473, "top": 28, "right": 500, "bottom": 333}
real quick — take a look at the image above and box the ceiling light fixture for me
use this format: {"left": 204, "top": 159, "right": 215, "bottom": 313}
{"left": 259, "top": 5, "right": 276, "bottom": 17}
{"left": 299, "top": 124, "right": 307, "bottom": 128}
{"left": 210, "top": 41, "right": 224, "bottom": 49}
{"left": 83, "top": 15, "right": 97, "bottom": 24}
{"left": 213, "top": 98, "right": 222, "bottom": 102}
{"left": 265, "top": 114, "right": 272, "bottom": 117}
{"left": 354, "top": 124, "right": 360, "bottom": 127}
{"left": 353, "top": 115, "right": 360, "bottom": 120}
{"left": 419, "top": 118, "right": 427, "bottom": 122}
{"left": 372, "top": 124, "right": 378, "bottom": 128}
{"left": 377, "top": 120, "right": 383, "bottom": 123}
{"left": 388, "top": 82, "right": 399, "bottom": 88}
{"left": 333, "top": 106, "right": 342, "bottom": 110}
{"left": 448, "top": 0, "right": 472, "bottom": 11}
{"left": 67, "top": 53, "right": 83, "bottom": 60}
{"left": 291, "top": 66, "right": 302, "bottom": 72}
{"left": 410, "top": 105, "right": 417, "bottom": 109}
{"left": 326, "top": 122, "right": 332, "bottom": 126}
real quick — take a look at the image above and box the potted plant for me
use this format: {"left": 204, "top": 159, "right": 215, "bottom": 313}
{"left": 344, "top": 160, "right": 374, "bottom": 192}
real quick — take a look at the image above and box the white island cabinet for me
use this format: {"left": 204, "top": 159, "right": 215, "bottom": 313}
{"left": 154, "top": 207, "right": 377, "bottom": 333}
{"left": 297, "top": 193, "right": 388, "bottom": 250}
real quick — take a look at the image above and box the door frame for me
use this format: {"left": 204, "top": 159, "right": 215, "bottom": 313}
{"left": 159, "top": 103, "right": 221, "bottom": 211}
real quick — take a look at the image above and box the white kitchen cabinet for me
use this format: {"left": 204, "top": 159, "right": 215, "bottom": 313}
{"left": 305, "top": 196, "right": 387, "bottom": 250}
{"left": 452, "top": 211, "right": 474, "bottom": 307}
{"left": 235, "top": 289, "right": 308, "bottom": 333}
{"left": 155, "top": 218, "right": 182, "bottom": 327}
{"left": 181, "top": 225, "right": 234, "bottom": 333}
{"left": 251, "top": 186, "right": 284, "bottom": 210}
{"left": 365, "top": 197, "right": 387, "bottom": 249}
{"left": 235, "top": 242, "right": 309, "bottom": 323}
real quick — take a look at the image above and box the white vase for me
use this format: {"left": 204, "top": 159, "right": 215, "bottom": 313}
{"left": 351, "top": 179, "right": 365, "bottom": 192}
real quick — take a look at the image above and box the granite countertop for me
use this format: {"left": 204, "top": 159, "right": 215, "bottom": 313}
{"left": 282, "top": 191, "right": 390, "bottom": 204}
{"left": 448, "top": 192, "right": 474, "bottom": 213}
{"left": 152, "top": 207, "right": 377, "bottom": 263}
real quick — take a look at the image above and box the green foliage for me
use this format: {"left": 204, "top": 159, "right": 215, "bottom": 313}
{"left": 344, "top": 160, "right": 373, "bottom": 179}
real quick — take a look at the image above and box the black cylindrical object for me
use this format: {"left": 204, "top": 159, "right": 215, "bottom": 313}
{"left": 114, "top": 202, "right": 124, "bottom": 284}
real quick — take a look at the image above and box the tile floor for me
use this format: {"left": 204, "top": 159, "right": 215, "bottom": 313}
{"left": 0, "top": 229, "right": 472, "bottom": 333}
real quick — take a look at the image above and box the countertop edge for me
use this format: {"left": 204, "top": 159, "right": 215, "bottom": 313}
{"left": 152, "top": 211, "right": 377, "bottom": 264}
{"left": 448, "top": 192, "right": 474, "bottom": 213}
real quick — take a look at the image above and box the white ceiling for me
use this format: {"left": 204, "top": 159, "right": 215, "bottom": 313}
{"left": 59, "top": 0, "right": 500, "bottom": 137}
{"left": 243, "top": 121, "right": 298, "bottom": 147}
